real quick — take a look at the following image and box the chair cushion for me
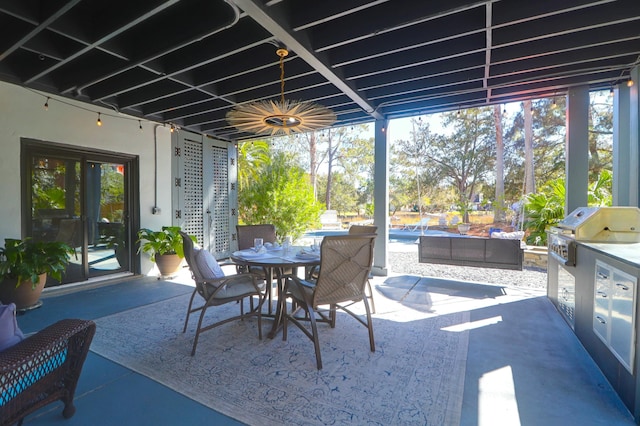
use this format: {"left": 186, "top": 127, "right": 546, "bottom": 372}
{"left": 0, "top": 303, "right": 24, "bottom": 352}
{"left": 194, "top": 248, "right": 225, "bottom": 279}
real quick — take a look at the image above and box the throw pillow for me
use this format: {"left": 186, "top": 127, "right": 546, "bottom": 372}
{"left": 0, "top": 303, "right": 24, "bottom": 352}
{"left": 195, "top": 248, "right": 225, "bottom": 280}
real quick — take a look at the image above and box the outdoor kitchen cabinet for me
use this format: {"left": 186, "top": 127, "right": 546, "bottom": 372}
{"left": 593, "top": 260, "right": 637, "bottom": 373}
{"left": 547, "top": 207, "right": 640, "bottom": 421}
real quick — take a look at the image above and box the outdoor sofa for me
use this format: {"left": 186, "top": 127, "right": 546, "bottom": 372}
{"left": 0, "top": 319, "right": 96, "bottom": 425}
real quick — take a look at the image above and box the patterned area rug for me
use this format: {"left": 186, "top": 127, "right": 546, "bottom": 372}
{"left": 91, "top": 290, "right": 469, "bottom": 425}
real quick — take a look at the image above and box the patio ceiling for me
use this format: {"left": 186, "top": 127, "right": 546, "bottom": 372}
{"left": 1, "top": 0, "right": 639, "bottom": 142}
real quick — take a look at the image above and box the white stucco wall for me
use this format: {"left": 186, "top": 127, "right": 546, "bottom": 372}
{"left": 0, "top": 81, "right": 174, "bottom": 275}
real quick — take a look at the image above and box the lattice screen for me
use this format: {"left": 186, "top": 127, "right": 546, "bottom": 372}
{"left": 181, "top": 138, "right": 204, "bottom": 246}
{"left": 206, "top": 145, "right": 230, "bottom": 257}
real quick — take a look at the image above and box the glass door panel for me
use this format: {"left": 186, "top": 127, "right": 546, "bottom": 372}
{"left": 25, "top": 144, "right": 134, "bottom": 286}
{"left": 30, "top": 156, "right": 84, "bottom": 284}
{"left": 88, "top": 162, "right": 129, "bottom": 277}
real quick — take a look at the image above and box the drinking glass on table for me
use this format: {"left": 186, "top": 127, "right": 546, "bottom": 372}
{"left": 283, "top": 236, "right": 292, "bottom": 255}
{"left": 253, "top": 238, "right": 264, "bottom": 252}
{"left": 312, "top": 237, "right": 322, "bottom": 252}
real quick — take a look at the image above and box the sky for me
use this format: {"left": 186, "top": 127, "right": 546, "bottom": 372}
{"left": 375, "top": 101, "right": 523, "bottom": 143}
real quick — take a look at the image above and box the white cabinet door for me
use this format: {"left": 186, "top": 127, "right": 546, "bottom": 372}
{"left": 609, "top": 269, "right": 636, "bottom": 370}
{"left": 593, "top": 259, "right": 637, "bottom": 373}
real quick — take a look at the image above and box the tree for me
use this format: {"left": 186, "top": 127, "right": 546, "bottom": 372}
{"left": 238, "top": 152, "right": 322, "bottom": 240}
{"left": 391, "top": 118, "right": 440, "bottom": 213}
{"left": 316, "top": 173, "right": 359, "bottom": 216}
{"left": 270, "top": 125, "right": 373, "bottom": 210}
{"left": 421, "top": 109, "right": 496, "bottom": 222}
{"left": 503, "top": 98, "right": 566, "bottom": 203}
{"left": 493, "top": 105, "right": 506, "bottom": 222}
{"left": 588, "top": 92, "right": 613, "bottom": 181}
{"left": 523, "top": 99, "right": 535, "bottom": 194}
{"left": 237, "top": 140, "right": 270, "bottom": 191}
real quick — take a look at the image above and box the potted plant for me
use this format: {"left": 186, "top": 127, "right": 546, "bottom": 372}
{"left": 136, "top": 226, "right": 195, "bottom": 276}
{"left": 455, "top": 199, "right": 472, "bottom": 235}
{"left": 0, "top": 238, "right": 75, "bottom": 310}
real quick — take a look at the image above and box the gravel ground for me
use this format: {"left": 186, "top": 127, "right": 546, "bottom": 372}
{"left": 387, "top": 241, "right": 548, "bottom": 290}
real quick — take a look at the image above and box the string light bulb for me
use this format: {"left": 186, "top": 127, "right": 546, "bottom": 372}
{"left": 138, "top": 120, "right": 143, "bottom": 132}
{"left": 627, "top": 79, "right": 634, "bottom": 87}
{"left": 96, "top": 113, "right": 102, "bottom": 127}
{"left": 170, "top": 124, "right": 175, "bottom": 133}
{"left": 44, "top": 97, "right": 49, "bottom": 110}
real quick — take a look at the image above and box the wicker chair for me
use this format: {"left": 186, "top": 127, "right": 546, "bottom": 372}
{"left": 180, "top": 232, "right": 265, "bottom": 356}
{"left": 283, "top": 234, "right": 376, "bottom": 369}
{"left": 307, "top": 225, "right": 378, "bottom": 313}
{"left": 0, "top": 319, "right": 96, "bottom": 426}
{"left": 348, "top": 225, "right": 378, "bottom": 313}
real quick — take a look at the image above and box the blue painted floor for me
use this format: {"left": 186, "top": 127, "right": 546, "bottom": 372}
{"left": 18, "top": 276, "right": 243, "bottom": 426}
{"left": 15, "top": 270, "right": 636, "bottom": 425}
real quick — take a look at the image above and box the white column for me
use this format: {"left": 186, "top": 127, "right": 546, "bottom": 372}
{"left": 629, "top": 66, "right": 640, "bottom": 207}
{"left": 613, "top": 84, "right": 631, "bottom": 206}
{"left": 565, "top": 86, "right": 590, "bottom": 214}
{"left": 372, "top": 118, "right": 389, "bottom": 276}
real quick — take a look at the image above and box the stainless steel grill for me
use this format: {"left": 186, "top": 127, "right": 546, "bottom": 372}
{"left": 548, "top": 207, "right": 640, "bottom": 266}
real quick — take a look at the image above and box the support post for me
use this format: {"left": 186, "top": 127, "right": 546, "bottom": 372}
{"left": 372, "top": 118, "right": 389, "bottom": 276}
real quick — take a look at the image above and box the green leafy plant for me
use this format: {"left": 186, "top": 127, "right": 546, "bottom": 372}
{"left": 524, "top": 171, "right": 612, "bottom": 246}
{"left": 238, "top": 152, "right": 322, "bottom": 241}
{"left": 523, "top": 179, "right": 565, "bottom": 246}
{"left": 0, "top": 238, "right": 74, "bottom": 288}
{"left": 136, "top": 226, "right": 194, "bottom": 262}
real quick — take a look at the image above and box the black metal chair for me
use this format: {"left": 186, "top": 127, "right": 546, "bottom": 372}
{"left": 236, "top": 224, "right": 283, "bottom": 312}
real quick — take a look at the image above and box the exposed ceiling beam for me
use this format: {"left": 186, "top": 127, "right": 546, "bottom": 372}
{"left": 230, "top": 0, "right": 383, "bottom": 119}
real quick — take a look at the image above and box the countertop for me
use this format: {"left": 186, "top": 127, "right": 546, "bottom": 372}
{"left": 579, "top": 241, "right": 640, "bottom": 269}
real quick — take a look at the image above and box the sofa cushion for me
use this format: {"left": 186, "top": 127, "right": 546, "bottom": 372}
{"left": 194, "top": 248, "right": 225, "bottom": 280}
{"left": 0, "top": 303, "right": 24, "bottom": 352}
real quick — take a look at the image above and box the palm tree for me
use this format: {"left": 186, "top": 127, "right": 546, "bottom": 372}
{"left": 237, "top": 140, "right": 270, "bottom": 191}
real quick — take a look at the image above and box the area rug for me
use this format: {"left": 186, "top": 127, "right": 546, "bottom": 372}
{"left": 91, "top": 291, "right": 469, "bottom": 425}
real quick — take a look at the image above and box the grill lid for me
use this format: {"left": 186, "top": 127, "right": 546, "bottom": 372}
{"left": 557, "top": 207, "right": 640, "bottom": 242}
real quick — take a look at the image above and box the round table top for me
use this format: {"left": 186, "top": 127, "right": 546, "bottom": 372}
{"left": 230, "top": 246, "right": 320, "bottom": 267}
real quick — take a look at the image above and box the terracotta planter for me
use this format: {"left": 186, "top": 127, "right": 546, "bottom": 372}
{"left": 0, "top": 273, "right": 46, "bottom": 310}
{"left": 155, "top": 254, "right": 182, "bottom": 276}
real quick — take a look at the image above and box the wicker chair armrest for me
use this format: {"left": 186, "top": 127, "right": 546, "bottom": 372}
{"left": 283, "top": 274, "right": 316, "bottom": 289}
{"left": 0, "top": 319, "right": 96, "bottom": 371}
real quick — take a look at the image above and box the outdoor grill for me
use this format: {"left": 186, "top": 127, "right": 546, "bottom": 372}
{"left": 549, "top": 207, "right": 640, "bottom": 266}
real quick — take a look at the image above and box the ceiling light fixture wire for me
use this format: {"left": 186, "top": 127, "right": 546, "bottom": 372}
{"left": 226, "top": 46, "right": 336, "bottom": 136}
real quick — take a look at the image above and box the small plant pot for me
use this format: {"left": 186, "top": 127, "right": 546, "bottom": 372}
{"left": 155, "top": 253, "right": 182, "bottom": 277}
{"left": 458, "top": 223, "right": 471, "bottom": 235}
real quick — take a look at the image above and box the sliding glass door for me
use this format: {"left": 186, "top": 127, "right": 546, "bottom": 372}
{"left": 23, "top": 141, "right": 138, "bottom": 286}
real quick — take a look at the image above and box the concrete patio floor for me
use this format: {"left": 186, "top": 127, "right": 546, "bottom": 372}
{"left": 14, "top": 267, "right": 635, "bottom": 426}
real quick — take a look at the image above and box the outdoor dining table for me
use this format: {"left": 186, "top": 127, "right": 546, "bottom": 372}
{"left": 230, "top": 247, "right": 320, "bottom": 339}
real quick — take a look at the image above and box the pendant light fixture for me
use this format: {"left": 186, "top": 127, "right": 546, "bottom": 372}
{"left": 226, "top": 46, "right": 336, "bottom": 136}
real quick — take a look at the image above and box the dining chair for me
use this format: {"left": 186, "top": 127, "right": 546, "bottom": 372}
{"left": 236, "top": 224, "right": 277, "bottom": 251}
{"left": 348, "top": 225, "right": 378, "bottom": 313}
{"left": 307, "top": 225, "right": 378, "bottom": 313}
{"left": 180, "top": 232, "right": 265, "bottom": 356}
{"left": 236, "top": 224, "right": 282, "bottom": 312}
{"left": 282, "top": 234, "right": 376, "bottom": 369}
